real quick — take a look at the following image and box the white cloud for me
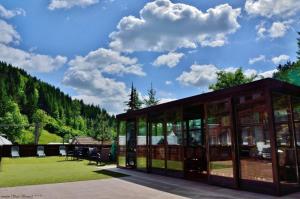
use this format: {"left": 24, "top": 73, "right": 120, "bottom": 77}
{"left": 249, "top": 55, "right": 266, "bottom": 64}
{"left": 0, "top": 4, "right": 25, "bottom": 19}
{"left": 245, "top": 0, "right": 300, "bottom": 18}
{"left": 258, "top": 69, "right": 278, "bottom": 78}
{"left": 69, "top": 48, "right": 145, "bottom": 76}
{"left": 48, "top": 0, "right": 99, "bottom": 10}
{"left": 63, "top": 69, "right": 128, "bottom": 114}
{"left": 0, "top": 43, "right": 67, "bottom": 72}
{"left": 272, "top": 54, "right": 290, "bottom": 65}
{"left": 64, "top": 48, "right": 146, "bottom": 114}
{"left": 176, "top": 65, "right": 262, "bottom": 87}
{"left": 269, "top": 21, "right": 292, "bottom": 38}
{"left": 0, "top": 19, "right": 20, "bottom": 44}
{"left": 0, "top": 18, "right": 67, "bottom": 73}
{"left": 176, "top": 64, "right": 219, "bottom": 87}
{"left": 159, "top": 98, "right": 177, "bottom": 104}
{"left": 153, "top": 52, "right": 184, "bottom": 68}
{"left": 109, "top": 0, "right": 241, "bottom": 52}
{"left": 165, "top": 80, "right": 172, "bottom": 85}
{"left": 256, "top": 21, "right": 292, "bottom": 39}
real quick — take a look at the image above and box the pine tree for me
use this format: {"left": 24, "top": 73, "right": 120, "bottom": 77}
{"left": 144, "top": 83, "right": 159, "bottom": 107}
{"left": 297, "top": 32, "right": 300, "bottom": 61}
{"left": 126, "top": 83, "right": 143, "bottom": 111}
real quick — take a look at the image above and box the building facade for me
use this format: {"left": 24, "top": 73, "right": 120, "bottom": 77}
{"left": 116, "top": 78, "right": 300, "bottom": 195}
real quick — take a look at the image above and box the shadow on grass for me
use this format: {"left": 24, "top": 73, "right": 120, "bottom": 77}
{"left": 93, "top": 169, "right": 129, "bottom": 178}
{"left": 56, "top": 159, "right": 84, "bottom": 162}
{"left": 87, "top": 162, "right": 106, "bottom": 166}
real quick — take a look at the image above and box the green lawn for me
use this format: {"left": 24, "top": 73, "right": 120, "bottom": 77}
{"left": 0, "top": 157, "right": 126, "bottom": 187}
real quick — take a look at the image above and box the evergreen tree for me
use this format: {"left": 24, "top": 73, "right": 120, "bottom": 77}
{"left": 126, "top": 83, "right": 143, "bottom": 111}
{"left": 144, "top": 83, "right": 159, "bottom": 107}
{"left": 297, "top": 32, "right": 300, "bottom": 61}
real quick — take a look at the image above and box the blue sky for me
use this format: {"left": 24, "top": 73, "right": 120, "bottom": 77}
{"left": 0, "top": 0, "right": 299, "bottom": 114}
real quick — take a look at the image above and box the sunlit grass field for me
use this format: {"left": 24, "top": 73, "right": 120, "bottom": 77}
{"left": 0, "top": 157, "right": 125, "bottom": 187}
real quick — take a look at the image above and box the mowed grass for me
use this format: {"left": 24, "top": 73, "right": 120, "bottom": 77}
{"left": 0, "top": 157, "right": 126, "bottom": 188}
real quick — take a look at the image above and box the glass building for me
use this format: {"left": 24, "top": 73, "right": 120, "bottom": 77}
{"left": 116, "top": 78, "right": 300, "bottom": 195}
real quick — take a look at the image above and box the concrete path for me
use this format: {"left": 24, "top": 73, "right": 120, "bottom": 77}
{"left": 0, "top": 166, "right": 300, "bottom": 199}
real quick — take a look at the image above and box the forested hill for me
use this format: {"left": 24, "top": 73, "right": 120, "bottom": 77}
{"left": 0, "top": 61, "right": 116, "bottom": 144}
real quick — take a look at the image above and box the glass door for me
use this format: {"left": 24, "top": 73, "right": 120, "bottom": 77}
{"left": 273, "top": 93, "right": 299, "bottom": 184}
{"left": 126, "top": 121, "right": 136, "bottom": 168}
{"left": 150, "top": 118, "right": 165, "bottom": 174}
{"left": 136, "top": 116, "right": 147, "bottom": 170}
{"left": 206, "top": 99, "right": 234, "bottom": 186}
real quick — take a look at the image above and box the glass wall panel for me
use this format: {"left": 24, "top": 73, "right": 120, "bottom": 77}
{"left": 292, "top": 97, "right": 300, "bottom": 181}
{"left": 137, "top": 116, "right": 147, "bottom": 170}
{"left": 151, "top": 121, "right": 165, "bottom": 170}
{"left": 126, "top": 121, "right": 136, "bottom": 167}
{"left": 207, "top": 100, "right": 233, "bottom": 178}
{"left": 118, "top": 121, "right": 126, "bottom": 167}
{"left": 166, "top": 110, "right": 183, "bottom": 171}
{"left": 273, "top": 93, "right": 298, "bottom": 183}
{"left": 236, "top": 91, "right": 273, "bottom": 182}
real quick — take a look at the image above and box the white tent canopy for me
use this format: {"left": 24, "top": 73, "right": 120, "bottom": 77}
{"left": 0, "top": 135, "right": 12, "bottom": 145}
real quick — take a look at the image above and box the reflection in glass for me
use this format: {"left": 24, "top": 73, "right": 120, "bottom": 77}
{"left": 188, "top": 119, "right": 202, "bottom": 146}
{"left": 166, "top": 118, "right": 183, "bottom": 171}
{"left": 207, "top": 100, "right": 233, "bottom": 178}
{"left": 137, "top": 116, "right": 147, "bottom": 169}
{"left": 273, "top": 93, "right": 298, "bottom": 183}
{"left": 126, "top": 121, "right": 136, "bottom": 167}
{"left": 237, "top": 93, "right": 273, "bottom": 182}
{"left": 118, "top": 121, "right": 126, "bottom": 167}
{"left": 151, "top": 122, "right": 165, "bottom": 169}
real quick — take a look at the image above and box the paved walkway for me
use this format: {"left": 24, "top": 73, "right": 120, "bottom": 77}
{"left": 0, "top": 166, "right": 300, "bottom": 199}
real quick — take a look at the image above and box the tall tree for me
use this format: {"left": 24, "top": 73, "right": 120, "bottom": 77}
{"left": 209, "top": 68, "right": 256, "bottom": 91}
{"left": 0, "top": 100, "right": 28, "bottom": 143}
{"left": 125, "top": 83, "right": 143, "bottom": 111}
{"left": 144, "top": 83, "right": 159, "bottom": 107}
{"left": 32, "top": 109, "right": 48, "bottom": 144}
{"left": 297, "top": 32, "right": 300, "bottom": 61}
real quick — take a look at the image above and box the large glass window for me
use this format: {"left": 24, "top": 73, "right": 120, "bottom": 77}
{"left": 237, "top": 92, "right": 273, "bottom": 182}
{"left": 151, "top": 120, "right": 165, "bottom": 170}
{"left": 273, "top": 93, "right": 298, "bottom": 183}
{"left": 126, "top": 121, "right": 136, "bottom": 167}
{"left": 292, "top": 97, "right": 300, "bottom": 181}
{"left": 166, "top": 110, "right": 183, "bottom": 171}
{"left": 137, "top": 116, "right": 147, "bottom": 170}
{"left": 207, "top": 100, "right": 233, "bottom": 178}
{"left": 118, "top": 121, "right": 126, "bottom": 167}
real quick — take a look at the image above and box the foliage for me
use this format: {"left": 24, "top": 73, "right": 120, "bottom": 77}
{"left": 0, "top": 100, "right": 28, "bottom": 143}
{"left": 38, "top": 130, "right": 63, "bottom": 144}
{"left": 209, "top": 68, "right": 257, "bottom": 91}
{"left": 297, "top": 32, "right": 300, "bottom": 61}
{"left": 273, "top": 61, "right": 300, "bottom": 86}
{"left": 125, "top": 83, "right": 143, "bottom": 111}
{"left": 0, "top": 61, "right": 116, "bottom": 143}
{"left": 88, "top": 112, "right": 113, "bottom": 143}
{"left": 144, "top": 83, "right": 159, "bottom": 107}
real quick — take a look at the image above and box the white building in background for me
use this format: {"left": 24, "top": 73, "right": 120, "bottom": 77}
{"left": 0, "top": 135, "right": 12, "bottom": 145}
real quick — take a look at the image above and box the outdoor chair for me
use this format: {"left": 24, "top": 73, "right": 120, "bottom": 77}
{"left": 59, "top": 146, "right": 66, "bottom": 156}
{"left": 37, "top": 146, "right": 46, "bottom": 157}
{"left": 73, "top": 147, "right": 83, "bottom": 160}
{"left": 11, "top": 146, "right": 20, "bottom": 158}
{"left": 88, "top": 147, "right": 101, "bottom": 165}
